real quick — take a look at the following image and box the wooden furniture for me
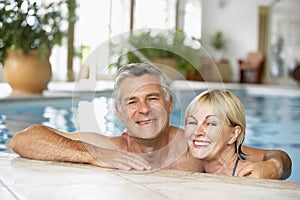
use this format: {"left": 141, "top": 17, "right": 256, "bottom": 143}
{"left": 239, "top": 51, "right": 265, "bottom": 84}
{"left": 217, "top": 58, "right": 232, "bottom": 82}
{"left": 292, "top": 61, "right": 300, "bottom": 83}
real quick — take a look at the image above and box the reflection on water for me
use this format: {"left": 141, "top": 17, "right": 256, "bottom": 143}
{"left": 0, "top": 115, "right": 9, "bottom": 151}
{"left": 0, "top": 96, "right": 124, "bottom": 152}
{"left": 0, "top": 98, "right": 75, "bottom": 152}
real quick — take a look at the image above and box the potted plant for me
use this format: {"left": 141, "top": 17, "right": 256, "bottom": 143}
{"left": 210, "top": 31, "right": 227, "bottom": 60}
{"left": 110, "top": 29, "right": 202, "bottom": 80}
{"left": 210, "top": 30, "right": 232, "bottom": 82}
{"left": 0, "top": 0, "right": 72, "bottom": 93}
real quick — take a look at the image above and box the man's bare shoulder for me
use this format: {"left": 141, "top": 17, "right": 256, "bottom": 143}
{"left": 109, "top": 135, "right": 128, "bottom": 151}
{"left": 166, "top": 150, "right": 204, "bottom": 172}
{"left": 169, "top": 125, "right": 184, "bottom": 137}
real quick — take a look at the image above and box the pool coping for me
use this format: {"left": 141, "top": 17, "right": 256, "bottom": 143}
{"left": 1, "top": 81, "right": 300, "bottom": 100}
{"left": 1, "top": 152, "right": 300, "bottom": 200}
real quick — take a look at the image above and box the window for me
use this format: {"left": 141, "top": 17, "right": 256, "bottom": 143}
{"left": 51, "top": 0, "right": 202, "bottom": 81}
{"left": 182, "top": 0, "right": 202, "bottom": 38}
{"left": 77, "top": 0, "right": 131, "bottom": 52}
{"left": 133, "top": 0, "right": 176, "bottom": 30}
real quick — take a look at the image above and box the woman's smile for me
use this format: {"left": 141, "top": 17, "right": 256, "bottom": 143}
{"left": 193, "top": 139, "right": 211, "bottom": 148}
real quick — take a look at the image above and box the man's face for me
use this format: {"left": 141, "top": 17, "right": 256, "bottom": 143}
{"left": 116, "top": 74, "right": 172, "bottom": 139}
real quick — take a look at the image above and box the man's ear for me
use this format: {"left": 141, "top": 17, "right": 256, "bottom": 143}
{"left": 168, "top": 95, "right": 173, "bottom": 113}
{"left": 115, "top": 105, "right": 124, "bottom": 122}
{"left": 228, "top": 126, "right": 241, "bottom": 145}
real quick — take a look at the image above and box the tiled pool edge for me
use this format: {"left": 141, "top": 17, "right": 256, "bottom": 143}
{"left": 1, "top": 81, "right": 300, "bottom": 100}
{"left": 0, "top": 152, "right": 300, "bottom": 200}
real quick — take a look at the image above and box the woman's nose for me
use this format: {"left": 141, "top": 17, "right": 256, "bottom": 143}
{"left": 194, "top": 124, "right": 206, "bottom": 136}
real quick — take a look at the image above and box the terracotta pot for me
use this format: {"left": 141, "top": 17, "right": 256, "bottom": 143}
{"left": 3, "top": 49, "right": 52, "bottom": 93}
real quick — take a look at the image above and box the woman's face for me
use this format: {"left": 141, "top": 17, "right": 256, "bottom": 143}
{"left": 185, "top": 102, "right": 237, "bottom": 160}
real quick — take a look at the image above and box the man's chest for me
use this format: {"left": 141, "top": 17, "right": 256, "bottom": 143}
{"left": 165, "top": 152, "right": 204, "bottom": 172}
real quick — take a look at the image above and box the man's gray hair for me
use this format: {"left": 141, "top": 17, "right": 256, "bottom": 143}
{"left": 113, "top": 63, "right": 172, "bottom": 106}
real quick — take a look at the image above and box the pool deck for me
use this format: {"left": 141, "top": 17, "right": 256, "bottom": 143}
{"left": 1, "top": 81, "right": 300, "bottom": 99}
{"left": 1, "top": 152, "right": 300, "bottom": 200}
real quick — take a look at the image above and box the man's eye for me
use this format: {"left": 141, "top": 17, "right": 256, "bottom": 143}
{"left": 127, "top": 100, "right": 136, "bottom": 105}
{"left": 148, "top": 97, "right": 159, "bottom": 101}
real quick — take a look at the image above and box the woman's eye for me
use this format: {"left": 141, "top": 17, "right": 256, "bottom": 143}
{"left": 187, "top": 121, "right": 197, "bottom": 125}
{"left": 206, "top": 122, "right": 216, "bottom": 126}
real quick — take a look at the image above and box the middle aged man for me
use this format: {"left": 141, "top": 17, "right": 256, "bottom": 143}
{"left": 10, "top": 63, "right": 291, "bottom": 179}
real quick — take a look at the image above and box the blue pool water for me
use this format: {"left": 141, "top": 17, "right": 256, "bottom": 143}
{"left": 0, "top": 89, "right": 299, "bottom": 182}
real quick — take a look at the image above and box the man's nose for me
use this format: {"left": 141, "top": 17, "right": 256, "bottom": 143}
{"left": 138, "top": 101, "right": 150, "bottom": 114}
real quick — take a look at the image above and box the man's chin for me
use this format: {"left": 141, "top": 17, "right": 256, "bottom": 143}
{"left": 140, "top": 133, "right": 160, "bottom": 140}
{"left": 131, "top": 130, "right": 161, "bottom": 140}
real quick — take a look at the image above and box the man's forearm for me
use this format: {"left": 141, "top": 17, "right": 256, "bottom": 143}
{"left": 10, "top": 124, "right": 151, "bottom": 170}
{"left": 263, "top": 150, "right": 292, "bottom": 180}
{"left": 10, "top": 124, "right": 93, "bottom": 164}
{"left": 242, "top": 146, "right": 292, "bottom": 179}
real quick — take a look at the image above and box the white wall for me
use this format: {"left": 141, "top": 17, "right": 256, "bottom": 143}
{"left": 201, "top": 0, "right": 285, "bottom": 83}
{"left": 268, "top": 0, "right": 300, "bottom": 85}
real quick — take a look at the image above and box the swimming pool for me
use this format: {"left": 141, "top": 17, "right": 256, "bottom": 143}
{"left": 0, "top": 87, "right": 299, "bottom": 182}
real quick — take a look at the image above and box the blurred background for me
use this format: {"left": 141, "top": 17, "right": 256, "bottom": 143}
{"left": 1, "top": 0, "right": 300, "bottom": 86}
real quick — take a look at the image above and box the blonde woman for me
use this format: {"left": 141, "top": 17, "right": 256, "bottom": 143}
{"left": 185, "top": 89, "right": 253, "bottom": 177}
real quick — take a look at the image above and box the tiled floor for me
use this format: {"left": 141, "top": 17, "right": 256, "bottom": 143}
{"left": 1, "top": 152, "right": 300, "bottom": 200}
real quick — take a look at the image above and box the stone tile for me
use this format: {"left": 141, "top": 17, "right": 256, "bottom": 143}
{"left": 144, "top": 181, "right": 300, "bottom": 200}
{"left": 0, "top": 180, "right": 17, "bottom": 200}
{"left": 9, "top": 183, "right": 167, "bottom": 200}
{"left": 112, "top": 169, "right": 300, "bottom": 199}
{"left": 1, "top": 158, "right": 128, "bottom": 187}
{"left": 1, "top": 152, "right": 300, "bottom": 200}
{"left": 112, "top": 169, "right": 194, "bottom": 184}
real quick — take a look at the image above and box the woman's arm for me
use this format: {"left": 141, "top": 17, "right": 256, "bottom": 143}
{"left": 10, "top": 124, "right": 151, "bottom": 170}
{"left": 242, "top": 146, "right": 292, "bottom": 179}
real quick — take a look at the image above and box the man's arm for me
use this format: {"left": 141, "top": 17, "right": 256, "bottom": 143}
{"left": 241, "top": 146, "right": 292, "bottom": 180}
{"left": 10, "top": 124, "right": 151, "bottom": 170}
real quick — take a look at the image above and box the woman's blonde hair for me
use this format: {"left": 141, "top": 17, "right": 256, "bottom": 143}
{"left": 185, "top": 89, "right": 246, "bottom": 158}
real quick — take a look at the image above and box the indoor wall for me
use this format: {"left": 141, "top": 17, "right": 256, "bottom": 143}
{"left": 201, "top": 0, "right": 299, "bottom": 85}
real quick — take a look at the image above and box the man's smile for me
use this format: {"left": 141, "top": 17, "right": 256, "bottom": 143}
{"left": 136, "top": 119, "right": 157, "bottom": 126}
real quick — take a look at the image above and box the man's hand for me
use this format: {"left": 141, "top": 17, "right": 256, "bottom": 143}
{"left": 237, "top": 160, "right": 280, "bottom": 179}
{"left": 89, "top": 147, "right": 152, "bottom": 171}
{"left": 242, "top": 146, "right": 291, "bottom": 180}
